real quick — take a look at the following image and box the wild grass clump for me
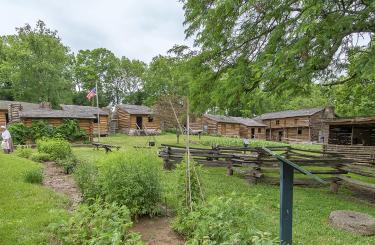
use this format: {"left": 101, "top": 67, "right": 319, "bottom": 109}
{"left": 24, "top": 168, "right": 43, "bottom": 184}
{"left": 75, "top": 150, "right": 163, "bottom": 217}
{"left": 30, "top": 152, "right": 52, "bottom": 162}
{"left": 16, "top": 148, "right": 33, "bottom": 159}
{"left": 173, "top": 194, "right": 278, "bottom": 244}
{"left": 50, "top": 199, "right": 143, "bottom": 244}
{"left": 37, "top": 138, "right": 72, "bottom": 160}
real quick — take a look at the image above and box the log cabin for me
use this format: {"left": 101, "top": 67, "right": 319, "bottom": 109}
{"left": 322, "top": 116, "right": 375, "bottom": 165}
{"left": 61, "top": 104, "right": 109, "bottom": 136}
{"left": 0, "top": 100, "right": 40, "bottom": 126}
{"left": 202, "top": 114, "right": 267, "bottom": 138}
{"left": 116, "top": 104, "right": 161, "bottom": 134}
{"left": 254, "top": 107, "right": 336, "bottom": 143}
{"left": 18, "top": 109, "right": 95, "bottom": 137}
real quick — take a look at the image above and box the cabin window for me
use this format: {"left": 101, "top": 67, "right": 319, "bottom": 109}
{"left": 258, "top": 128, "right": 262, "bottom": 133}
{"left": 148, "top": 116, "right": 153, "bottom": 123}
{"left": 276, "top": 120, "right": 280, "bottom": 125}
{"left": 93, "top": 117, "right": 99, "bottom": 123}
{"left": 294, "top": 118, "right": 298, "bottom": 124}
{"left": 298, "top": 128, "right": 302, "bottom": 135}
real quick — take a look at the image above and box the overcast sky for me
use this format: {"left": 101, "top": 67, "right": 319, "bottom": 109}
{"left": 0, "top": 0, "right": 191, "bottom": 62}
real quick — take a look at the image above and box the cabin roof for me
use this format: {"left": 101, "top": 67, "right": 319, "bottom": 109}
{"left": 254, "top": 107, "right": 325, "bottom": 120}
{"left": 60, "top": 104, "right": 109, "bottom": 116}
{"left": 324, "top": 116, "right": 375, "bottom": 125}
{"left": 0, "top": 100, "right": 40, "bottom": 111}
{"left": 117, "top": 104, "right": 153, "bottom": 115}
{"left": 204, "top": 114, "right": 267, "bottom": 127}
{"left": 19, "top": 109, "right": 96, "bottom": 119}
{"left": 231, "top": 117, "right": 267, "bottom": 127}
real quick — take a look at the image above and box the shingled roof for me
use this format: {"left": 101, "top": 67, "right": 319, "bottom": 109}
{"left": 255, "top": 107, "right": 325, "bottom": 120}
{"left": 117, "top": 104, "right": 153, "bottom": 115}
{"left": 204, "top": 114, "right": 267, "bottom": 127}
{"left": 19, "top": 109, "right": 96, "bottom": 119}
{"left": 60, "top": 104, "right": 109, "bottom": 116}
{"left": 0, "top": 100, "right": 40, "bottom": 111}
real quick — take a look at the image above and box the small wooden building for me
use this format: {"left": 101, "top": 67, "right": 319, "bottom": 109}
{"left": 0, "top": 100, "right": 40, "bottom": 126}
{"left": 322, "top": 117, "right": 375, "bottom": 165}
{"left": 233, "top": 117, "right": 267, "bottom": 139}
{"left": 18, "top": 109, "right": 95, "bottom": 137}
{"left": 202, "top": 114, "right": 267, "bottom": 138}
{"left": 254, "top": 107, "right": 335, "bottom": 143}
{"left": 61, "top": 104, "right": 109, "bottom": 136}
{"left": 116, "top": 104, "right": 160, "bottom": 134}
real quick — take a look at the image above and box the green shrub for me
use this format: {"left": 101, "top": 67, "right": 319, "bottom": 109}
{"left": 55, "top": 119, "right": 88, "bottom": 141}
{"left": 50, "top": 200, "right": 143, "bottom": 244}
{"left": 74, "top": 162, "right": 102, "bottom": 200}
{"left": 56, "top": 155, "right": 79, "bottom": 174}
{"left": 31, "top": 120, "right": 54, "bottom": 140}
{"left": 24, "top": 168, "right": 44, "bottom": 184}
{"left": 76, "top": 150, "right": 163, "bottom": 217}
{"left": 7, "top": 123, "right": 31, "bottom": 145}
{"left": 16, "top": 148, "right": 33, "bottom": 159}
{"left": 173, "top": 194, "right": 278, "bottom": 244}
{"left": 30, "top": 152, "right": 52, "bottom": 162}
{"left": 37, "top": 138, "right": 72, "bottom": 160}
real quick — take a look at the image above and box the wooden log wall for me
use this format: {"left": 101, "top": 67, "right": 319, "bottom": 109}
{"left": 239, "top": 125, "right": 266, "bottom": 139}
{"left": 202, "top": 117, "right": 219, "bottom": 134}
{"left": 0, "top": 110, "right": 7, "bottom": 126}
{"left": 323, "top": 144, "right": 375, "bottom": 166}
{"left": 218, "top": 122, "right": 241, "bottom": 137}
{"left": 93, "top": 115, "right": 109, "bottom": 135}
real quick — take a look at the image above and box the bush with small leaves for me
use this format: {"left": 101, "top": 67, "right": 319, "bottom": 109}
{"left": 49, "top": 200, "right": 144, "bottom": 244}
{"left": 173, "top": 194, "right": 278, "bottom": 244}
{"left": 24, "top": 168, "right": 43, "bottom": 184}
{"left": 16, "top": 148, "right": 33, "bottom": 159}
{"left": 30, "top": 152, "right": 52, "bottom": 162}
{"left": 37, "top": 138, "right": 72, "bottom": 160}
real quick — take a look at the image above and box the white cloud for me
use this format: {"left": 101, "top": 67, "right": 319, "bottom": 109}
{"left": 0, "top": 0, "right": 191, "bottom": 62}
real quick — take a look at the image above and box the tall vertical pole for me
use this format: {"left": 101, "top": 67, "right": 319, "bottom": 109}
{"left": 96, "top": 81, "right": 100, "bottom": 142}
{"left": 280, "top": 161, "right": 294, "bottom": 245}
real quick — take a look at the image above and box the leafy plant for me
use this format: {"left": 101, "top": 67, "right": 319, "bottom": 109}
{"left": 24, "top": 168, "right": 43, "bottom": 184}
{"left": 30, "top": 120, "right": 54, "bottom": 140}
{"left": 36, "top": 138, "right": 72, "bottom": 160}
{"left": 173, "top": 194, "right": 278, "bottom": 244}
{"left": 16, "top": 148, "right": 33, "bottom": 159}
{"left": 56, "top": 155, "right": 79, "bottom": 174}
{"left": 7, "top": 123, "right": 31, "bottom": 145}
{"left": 30, "top": 152, "right": 52, "bottom": 162}
{"left": 75, "top": 150, "right": 163, "bottom": 217}
{"left": 54, "top": 119, "right": 88, "bottom": 142}
{"left": 50, "top": 200, "right": 143, "bottom": 244}
{"left": 74, "top": 161, "right": 102, "bottom": 201}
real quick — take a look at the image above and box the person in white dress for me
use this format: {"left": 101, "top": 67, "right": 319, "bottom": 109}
{"left": 1, "top": 126, "right": 13, "bottom": 154}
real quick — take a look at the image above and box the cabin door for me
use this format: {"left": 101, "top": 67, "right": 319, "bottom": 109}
{"left": 278, "top": 131, "right": 283, "bottom": 141}
{"left": 251, "top": 128, "right": 255, "bottom": 139}
{"left": 136, "top": 116, "right": 143, "bottom": 129}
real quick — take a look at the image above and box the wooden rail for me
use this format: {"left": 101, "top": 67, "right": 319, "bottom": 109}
{"left": 158, "top": 144, "right": 374, "bottom": 196}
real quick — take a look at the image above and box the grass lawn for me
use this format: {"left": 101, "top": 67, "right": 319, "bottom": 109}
{"left": 0, "top": 153, "right": 68, "bottom": 245}
{"left": 73, "top": 134, "right": 375, "bottom": 244}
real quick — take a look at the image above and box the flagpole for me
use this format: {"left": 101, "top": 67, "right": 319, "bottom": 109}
{"left": 96, "top": 81, "right": 100, "bottom": 142}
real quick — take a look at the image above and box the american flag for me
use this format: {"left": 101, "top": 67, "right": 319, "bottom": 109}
{"left": 86, "top": 87, "right": 96, "bottom": 100}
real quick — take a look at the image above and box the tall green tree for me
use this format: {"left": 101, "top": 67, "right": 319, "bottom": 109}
{"left": 74, "top": 48, "right": 119, "bottom": 106}
{"left": 182, "top": 0, "right": 374, "bottom": 107}
{"left": 0, "top": 20, "right": 74, "bottom": 106}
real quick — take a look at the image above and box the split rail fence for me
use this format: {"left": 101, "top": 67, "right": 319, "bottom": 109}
{"left": 158, "top": 144, "right": 375, "bottom": 196}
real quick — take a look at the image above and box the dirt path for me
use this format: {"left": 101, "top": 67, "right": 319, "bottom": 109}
{"left": 43, "top": 161, "right": 82, "bottom": 210}
{"left": 131, "top": 217, "right": 185, "bottom": 245}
